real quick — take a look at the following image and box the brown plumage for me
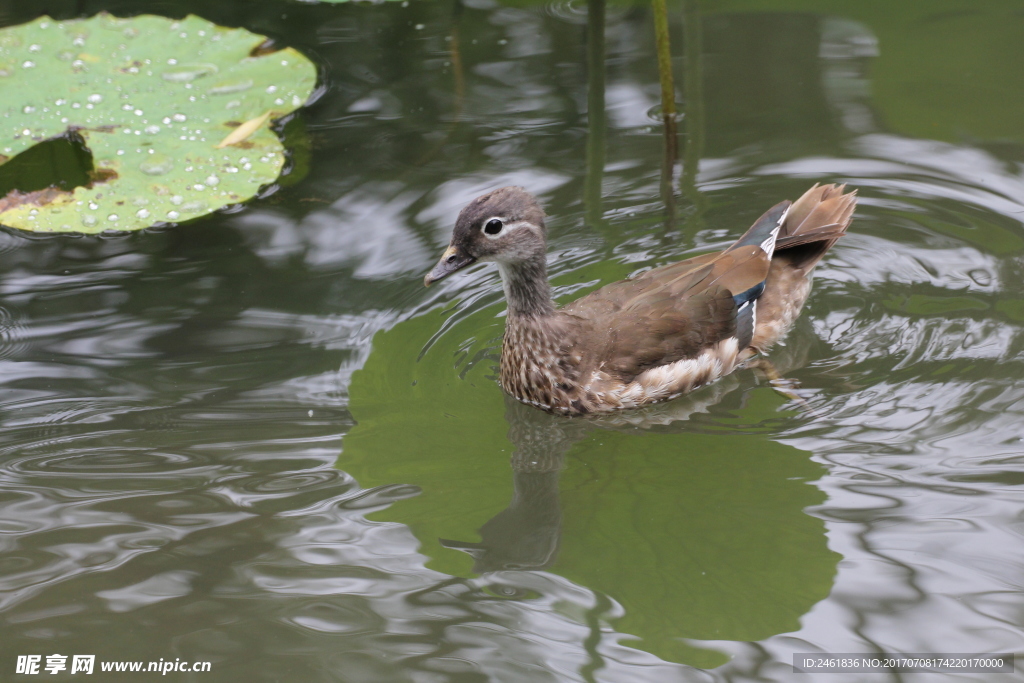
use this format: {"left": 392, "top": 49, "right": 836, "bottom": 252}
{"left": 425, "top": 184, "right": 857, "bottom": 415}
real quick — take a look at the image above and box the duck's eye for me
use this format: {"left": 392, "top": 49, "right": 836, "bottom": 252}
{"left": 484, "top": 218, "right": 503, "bottom": 235}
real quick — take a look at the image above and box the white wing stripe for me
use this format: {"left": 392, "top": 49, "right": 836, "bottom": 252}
{"left": 759, "top": 205, "right": 789, "bottom": 258}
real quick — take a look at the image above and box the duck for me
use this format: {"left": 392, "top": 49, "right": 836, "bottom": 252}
{"left": 424, "top": 184, "right": 856, "bottom": 415}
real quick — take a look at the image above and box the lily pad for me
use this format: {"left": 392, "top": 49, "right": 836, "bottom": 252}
{"left": 0, "top": 14, "right": 317, "bottom": 233}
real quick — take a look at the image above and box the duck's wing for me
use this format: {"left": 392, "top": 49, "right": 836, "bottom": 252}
{"left": 562, "top": 202, "right": 791, "bottom": 380}
{"left": 562, "top": 252, "right": 770, "bottom": 380}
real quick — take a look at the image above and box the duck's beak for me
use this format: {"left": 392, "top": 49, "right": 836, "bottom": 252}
{"left": 424, "top": 245, "right": 476, "bottom": 286}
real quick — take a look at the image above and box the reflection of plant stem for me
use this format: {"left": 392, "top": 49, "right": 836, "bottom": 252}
{"left": 580, "top": 592, "right": 614, "bottom": 683}
{"left": 652, "top": 0, "right": 677, "bottom": 225}
{"left": 584, "top": 0, "right": 607, "bottom": 229}
{"left": 681, "top": 0, "right": 705, "bottom": 224}
{"left": 450, "top": 0, "right": 466, "bottom": 120}
{"left": 415, "top": 0, "right": 465, "bottom": 166}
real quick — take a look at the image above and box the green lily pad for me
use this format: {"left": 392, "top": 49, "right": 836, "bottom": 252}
{"left": 0, "top": 14, "right": 316, "bottom": 233}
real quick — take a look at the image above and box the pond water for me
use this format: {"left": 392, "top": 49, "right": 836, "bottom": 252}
{"left": 2, "top": 0, "right": 1024, "bottom": 681}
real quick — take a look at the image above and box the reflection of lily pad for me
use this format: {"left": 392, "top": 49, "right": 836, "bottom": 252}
{"left": 0, "top": 14, "right": 316, "bottom": 233}
{"left": 343, "top": 309, "right": 839, "bottom": 668}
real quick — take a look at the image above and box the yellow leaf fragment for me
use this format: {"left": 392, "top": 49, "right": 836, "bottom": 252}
{"left": 216, "top": 111, "right": 271, "bottom": 149}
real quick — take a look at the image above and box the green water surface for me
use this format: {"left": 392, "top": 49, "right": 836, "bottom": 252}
{"left": 1, "top": 1, "right": 1024, "bottom": 682}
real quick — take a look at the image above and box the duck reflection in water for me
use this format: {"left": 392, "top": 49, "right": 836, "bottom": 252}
{"left": 440, "top": 395, "right": 579, "bottom": 573}
{"left": 439, "top": 328, "right": 814, "bottom": 574}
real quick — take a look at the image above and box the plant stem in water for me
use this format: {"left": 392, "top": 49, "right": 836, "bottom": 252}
{"left": 652, "top": 0, "right": 678, "bottom": 224}
{"left": 681, "top": 0, "right": 705, "bottom": 221}
{"left": 584, "top": 0, "right": 607, "bottom": 229}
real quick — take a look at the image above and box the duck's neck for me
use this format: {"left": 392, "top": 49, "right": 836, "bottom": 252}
{"left": 497, "top": 257, "right": 555, "bottom": 318}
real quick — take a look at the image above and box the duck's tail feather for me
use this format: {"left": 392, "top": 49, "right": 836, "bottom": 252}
{"left": 743, "top": 183, "right": 857, "bottom": 357}
{"left": 774, "top": 183, "right": 857, "bottom": 272}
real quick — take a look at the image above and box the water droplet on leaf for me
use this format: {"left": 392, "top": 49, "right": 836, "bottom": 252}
{"left": 139, "top": 155, "right": 174, "bottom": 175}
{"left": 207, "top": 79, "right": 253, "bottom": 95}
{"left": 161, "top": 63, "right": 217, "bottom": 83}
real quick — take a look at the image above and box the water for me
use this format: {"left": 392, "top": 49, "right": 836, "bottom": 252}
{"left": 2, "top": 1, "right": 1024, "bottom": 681}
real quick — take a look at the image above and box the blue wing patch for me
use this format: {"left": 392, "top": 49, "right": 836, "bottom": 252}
{"left": 733, "top": 281, "right": 765, "bottom": 308}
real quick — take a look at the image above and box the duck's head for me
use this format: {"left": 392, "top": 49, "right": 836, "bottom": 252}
{"left": 424, "top": 186, "right": 547, "bottom": 286}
